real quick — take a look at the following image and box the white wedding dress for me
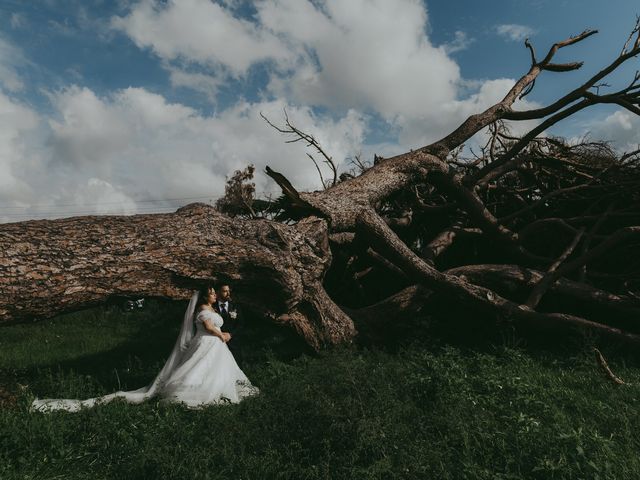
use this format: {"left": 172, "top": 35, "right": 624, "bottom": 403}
{"left": 31, "top": 293, "right": 258, "bottom": 412}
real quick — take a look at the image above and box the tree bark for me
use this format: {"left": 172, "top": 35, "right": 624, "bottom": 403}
{"left": 0, "top": 203, "right": 355, "bottom": 350}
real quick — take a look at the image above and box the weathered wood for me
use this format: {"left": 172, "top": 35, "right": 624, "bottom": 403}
{"left": 0, "top": 203, "right": 355, "bottom": 349}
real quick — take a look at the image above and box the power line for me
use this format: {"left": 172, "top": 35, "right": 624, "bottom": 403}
{"left": 0, "top": 209, "right": 177, "bottom": 218}
{"left": 0, "top": 195, "right": 218, "bottom": 210}
{"left": 0, "top": 202, "right": 202, "bottom": 216}
{"left": 0, "top": 209, "right": 180, "bottom": 222}
{"left": 0, "top": 191, "right": 276, "bottom": 211}
{"left": 0, "top": 191, "right": 281, "bottom": 223}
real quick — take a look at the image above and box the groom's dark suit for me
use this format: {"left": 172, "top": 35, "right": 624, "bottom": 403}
{"left": 214, "top": 299, "right": 244, "bottom": 363}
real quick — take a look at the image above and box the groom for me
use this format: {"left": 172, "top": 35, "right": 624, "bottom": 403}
{"left": 214, "top": 284, "right": 244, "bottom": 364}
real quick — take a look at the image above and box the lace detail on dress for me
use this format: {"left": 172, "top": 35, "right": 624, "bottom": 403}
{"left": 195, "top": 309, "right": 224, "bottom": 329}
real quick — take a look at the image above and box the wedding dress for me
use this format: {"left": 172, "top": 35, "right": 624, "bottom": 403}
{"left": 31, "top": 292, "right": 258, "bottom": 412}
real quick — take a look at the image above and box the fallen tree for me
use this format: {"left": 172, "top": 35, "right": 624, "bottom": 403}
{"left": 2, "top": 25, "right": 640, "bottom": 349}
{"left": 0, "top": 204, "right": 354, "bottom": 349}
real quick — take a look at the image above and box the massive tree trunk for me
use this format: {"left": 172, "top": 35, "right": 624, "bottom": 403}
{"left": 2, "top": 25, "right": 640, "bottom": 349}
{"left": 0, "top": 203, "right": 354, "bottom": 350}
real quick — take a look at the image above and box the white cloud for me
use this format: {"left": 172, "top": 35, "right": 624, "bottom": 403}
{"left": 167, "top": 66, "right": 224, "bottom": 102}
{"left": 106, "top": 0, "right": 548, "bottom": 182}
{"left": 581, "top": 110, "right": 640, "bottom": 152}
{"left": 0, "top": 36, "right": 25, "bottom": 92}
{"left": 111, "top": 0, "right": 294, "bottom": 76}
{"left": 0, "top": 85, "right": 366, "bottom": 223}
{"left": 259, "top": 0, "right": 460, "bottom": 123}
{"left": 110, "top": 0, "right": 545, "bottom": 159}
{"left": 0, "top": 92, "right": 40, "bottom": 208}
{"left": 71, "top": 178, "right": 140, "bottom": 215}
{"left": 44, "top": 85, "right": 234, "bottom": 201}
{"left": 442, "top": 30, "right": 474, "bottom": 54}
{"left": 108, "top": 0, "right": 553, "bottom": 164}
{"left": 113, "top": 0, "right": 462, "bottom": 129}
{"left": 107, "top": 0, "right": 483, "bottom": 179}
{"left": 495, "top": 24, "right": 535, "bottom": 42}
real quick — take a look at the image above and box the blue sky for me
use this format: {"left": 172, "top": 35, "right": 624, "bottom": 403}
{"left": 0, "top": 0, "right": 639, "bottom": 222}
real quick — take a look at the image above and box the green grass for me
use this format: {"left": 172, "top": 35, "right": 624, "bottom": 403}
{"left": 1, "top": 301, "right": 640, "bottom": 479}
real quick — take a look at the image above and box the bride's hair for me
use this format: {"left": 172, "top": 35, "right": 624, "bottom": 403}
{"left": 196, "top": 285, "right": 216, "bottom": 308}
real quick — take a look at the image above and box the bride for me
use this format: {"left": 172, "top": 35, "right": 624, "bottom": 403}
{"left": 32, "top": 286, "right": 258, "bottom": 412}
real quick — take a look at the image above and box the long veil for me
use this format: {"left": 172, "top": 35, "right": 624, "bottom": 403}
{"left": 32, "top": 292, "right": 200, "bottom": 412}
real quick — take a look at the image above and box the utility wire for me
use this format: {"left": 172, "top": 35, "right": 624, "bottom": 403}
{"left": 0, "top": 192, "right": 274, "bottom": 211}
{"left": 0, "top": 195, "right": 217, "bottom": 210}
{"left": 0, "top": 191, "right": 280, "bottom": 222}
{"left": 0, "top": 207, "right": 182, "bottom": 218}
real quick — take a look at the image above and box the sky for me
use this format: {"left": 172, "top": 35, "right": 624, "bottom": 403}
{"left": 0, "top": 0, "right": 639, "bottom": 223}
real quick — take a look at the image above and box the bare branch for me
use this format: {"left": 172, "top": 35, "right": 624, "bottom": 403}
{"left": 621, "top": 16, "right": 640, "bottom": 55}
{"left": 365, "top": 247, "right": 409, "bottom": 280}
{"left": 503, "top": 42, "right": 640, "bottom": 122}
{"left": 472, "top": 99, "right": 594, "bottom": 188}
{"left": 621, "top": 147, "right": 640, "bottom": 164}
{"left": 578, "top": 203, "right": 614, "bottom": 281}
{"left": 593, "top": 348, "right": 626, "bottom": 385}
{"left": 356, "top": 209, "right": 640, "bottom": 345}
{"left": 264, "top": 166, "right": 318, "bottom": 215}
{"left": 525, "top": 38, "right": 537, "bottom": 66}
{"left": 538, "top": 29, "right": 598, "bottom": 65}
{"left": 543, "top": 62, "right": 584, "bottom": 72}
{"left": 525, "top": 227, "right": 585, "bottom": 308}
{"left": 445, "top": 264, "right": 640, "bottom": 320}
{"left": 306, "top": 153, "right": 327, "bottom": 188}
{"left": 261, "top": 110, "right": 339, "bottom": 188}
{"left": 421, "top": 30, "right": 609, "bottom": 157}
{"left": 552, "top": 226, "right": 640, "bottom": 280}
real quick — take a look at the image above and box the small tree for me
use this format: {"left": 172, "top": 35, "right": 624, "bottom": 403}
{"left": 215, "top": 165, "right": 257, "bottom": 218}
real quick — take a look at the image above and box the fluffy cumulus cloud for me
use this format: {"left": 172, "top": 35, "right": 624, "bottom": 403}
{"left": 111, "top": 0, "right": 492, "bottom": 149}
{"left": 581, "top": 110, "right": 640, "bottom": 152}
{"left": 111, "top": 0, "right": 294, "bottom": 77}
{"left": 0, "top": 92, "right": 40, "bottom": 205}
{"left": 0, "top": 83, "right": 366, "bottom": 222}
{"left": 110, "top": 0, "right": 541, "bottom": 151}
{"left": 112, "top": 0, "right": 463, "bottom": 123}
{"left": 259, "top": 0, "right": 461, "bottom": 122}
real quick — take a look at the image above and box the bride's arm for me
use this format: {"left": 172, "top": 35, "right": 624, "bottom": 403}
{"left": 197, "top": 308, "right": 230, "bottom": 342}
{"left": 202, "top": 318, "right": 228, "bottom": 342}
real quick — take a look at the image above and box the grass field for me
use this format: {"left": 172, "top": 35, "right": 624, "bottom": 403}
{"left": 1, "top": 300, "right": 639, "bottom": 479}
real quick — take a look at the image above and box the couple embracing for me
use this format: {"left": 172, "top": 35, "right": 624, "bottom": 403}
{"left": 32, "top": 284, "right": 258, "bottom": 412}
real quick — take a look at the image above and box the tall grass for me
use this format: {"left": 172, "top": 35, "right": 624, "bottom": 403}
{"left": 1, "top": 301, "right": 639, "bottom": 479}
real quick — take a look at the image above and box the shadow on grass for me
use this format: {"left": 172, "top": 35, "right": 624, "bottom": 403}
{"left": 4, "top": 295, "right": 639, "bottom": 403}
{"left": 1, "top": 299, "right": 311, "bottom": 400}
{"left": 355, "top": 294, "right": 640, "bottom": 373}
